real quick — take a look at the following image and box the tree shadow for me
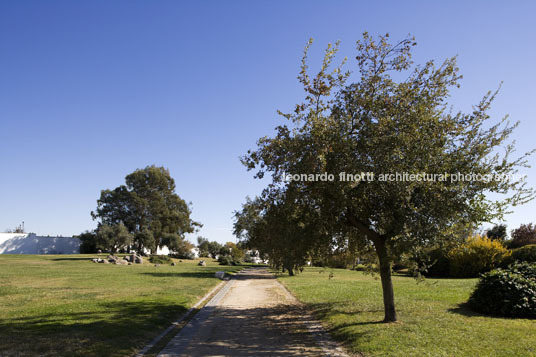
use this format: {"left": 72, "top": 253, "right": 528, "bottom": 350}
{"left": 158, "top": 303, "right": 332, "bottom": 356}
{"left": 141, "top": 271, "right": 221, "bottom": 279}
{"left": 447, "top": 302, "right": 483, "bottom": 317}
{"left": 50, "top": 257, "right": 92, "bottom": 261}
{"left": 447, "top": 302, "right": 528, "bottom": 320}
{"left": 0, "top": 300, "right": 189, "bottom": 356}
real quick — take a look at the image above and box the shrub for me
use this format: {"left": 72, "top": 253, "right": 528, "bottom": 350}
{"left": 448, "top": 235, "right": 510, "bottom": 278}
{"left": 149, "top": 255, "right": 172, "bottom": 264}
{"left": 218, "top": 255, "right": 236, "bottom": 266}
{"left": 468, "top": 262, "right": 536, "bottom": 318}
{"left": 421, "top": 247, "right": 451, "bottom": 277}
{"left": 511, "top": 244, "right": 536, "bottom": 264}
{"left": 509, "top": 223, "right": 536, "bottom": 249}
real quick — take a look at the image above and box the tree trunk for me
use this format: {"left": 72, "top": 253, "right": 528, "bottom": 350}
{"left": 375, "top": 239, "right": 397, "bottom": 322}
{"left": 286, "top": 265, "right": 295, "bottom": 276}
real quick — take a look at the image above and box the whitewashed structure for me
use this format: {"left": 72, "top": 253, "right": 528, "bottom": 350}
{"left": 0, "top": 233, "right": 80, "bottom": 254}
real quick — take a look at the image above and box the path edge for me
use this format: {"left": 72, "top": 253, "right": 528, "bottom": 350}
{"left": 135, "top": 272, "right": 234, "bottom": 356}
{"left": 274, "top": 276, "right": 359, "bottom": 357}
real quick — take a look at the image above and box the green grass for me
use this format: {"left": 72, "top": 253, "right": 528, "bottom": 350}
{"left": 0, "top": 254, "right": 242, "bottom": 356}
{"left": 278, "top": 267, "right": 536, "bottom": 357}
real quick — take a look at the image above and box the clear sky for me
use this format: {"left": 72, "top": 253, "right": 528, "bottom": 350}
{"left": 1, "top": 1, "right": 535, "bottom": 243}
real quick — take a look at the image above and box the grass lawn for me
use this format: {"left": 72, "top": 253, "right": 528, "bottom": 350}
{"left": 0, "top": 254, "right": 242, "bottom": 356}
{"left": 278, "top": 267, "right": 536, "bottom": 357}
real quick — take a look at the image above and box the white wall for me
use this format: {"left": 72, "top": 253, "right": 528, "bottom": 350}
{"left": 0, "top": 233, "right": 80, "bottom": 254}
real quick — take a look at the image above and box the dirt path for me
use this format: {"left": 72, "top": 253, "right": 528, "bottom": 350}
{"left": 157, "top": 268, "right": 346, "bottom": 357}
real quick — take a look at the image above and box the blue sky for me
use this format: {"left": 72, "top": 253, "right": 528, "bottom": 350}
{"left": 1, "top": 1, "right": 535, "bottom": 243}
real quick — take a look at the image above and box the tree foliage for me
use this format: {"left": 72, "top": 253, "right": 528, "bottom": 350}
{"left": 95, "top": 223, "right": 132, "bottom": 254}
{"left": 510, "top": 223, "right": 536, "bottom": 249}
{"left": 91, "top": 165, "right": 200, "bottom": 253}
{"left": 241, "top": 33, "right": 534, "bottom": 322}
{"left": 486, "top": 224, "right": 507, "bottom": 241}
{"left": 234, "top": 189, "right": 330, "bottom": 275}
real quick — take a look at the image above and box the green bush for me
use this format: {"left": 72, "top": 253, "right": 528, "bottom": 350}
{"left": 218, "top": 255, "right": 236, "bottom": 266}
{"left": 511, "top": 244, "right": 536, "bottom": 264}
{"left": 468, "top": 262, "right": 536, "bottom": 318}
{"left": 149, "top": 255, "right": 172, "bottom": 264}
{"left": 421, "top": 247, "right": 451, "bottom": 277}
{"left": 448, "top": 235, "right": 511, "bottom": 278}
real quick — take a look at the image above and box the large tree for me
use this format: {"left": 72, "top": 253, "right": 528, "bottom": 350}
{"left": 92, "top": 165, "right": 200, "bottom": 253}
{"left": 242, "top": 33, "right": 534, "bottom": 322}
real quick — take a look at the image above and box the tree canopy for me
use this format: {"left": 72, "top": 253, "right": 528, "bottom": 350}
{"left": 91, "top": 165, "right": 200, "bottom": 253}
{"left": 240, "top": 33, "right": 534, "bottom": 322}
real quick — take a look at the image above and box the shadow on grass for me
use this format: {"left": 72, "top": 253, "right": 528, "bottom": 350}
{"left": 447, "top": 302, "right": 524, "bottom": 320}
{"left": 141, "top": 271, "right": 221, "bottom": 279}
{"left": 50, "top": 257, "right": 93, "bottom": 261}
{"left": 308, "top": 302, "right": 385, "bottom": 325}
{"left": 156, "top": 303, "right": 327, "bottom": 356}
{"left": 0, "top": 300, "right": 189, "bottom": 356}
{"left": 140, "top": 265, "right": 261, "bottom": 279}
{"left": 447, "top": 302, "right": 484, "bottom": 317}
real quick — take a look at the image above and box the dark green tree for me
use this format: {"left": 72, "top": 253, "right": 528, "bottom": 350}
{"left": 486, "top": 224, "right": 507, "bottom": 241}
{"left": 207, "top": 241, "right": 223, "bottom": 259}
{"left": 135, "top": 228, "right": 156, "bottom": 253}
{"left": 197, "top": 237, "right": 210, "bottom": 257}
{"left": 78, "top": 230, "right": 98, "bottom": 253}
{"left": 92, "top": 165, "right": 200, "bottom": 253}
{"left": 95, "top": 223, "right": 132, "bottom": 254}
{"left": 242, "top": 33, "right": 534, "bottom": 322}
{"left": 234, "top": 190, "right": 329, "bottom": 276}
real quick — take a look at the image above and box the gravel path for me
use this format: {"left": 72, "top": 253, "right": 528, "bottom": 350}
{"left": 157, "top": 268, "right": 347, "bottom": 357}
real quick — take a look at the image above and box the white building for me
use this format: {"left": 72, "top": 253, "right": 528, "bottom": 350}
{"left": 0, "top": 232, "right": 80, "bottom": 254}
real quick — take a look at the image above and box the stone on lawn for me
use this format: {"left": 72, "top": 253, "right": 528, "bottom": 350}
{"left": 198, "top": 260, "right": 206, "bottom": 266}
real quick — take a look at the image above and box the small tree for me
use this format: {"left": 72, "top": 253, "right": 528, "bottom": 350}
{"left": 510, "top": 223, "right": 536, "bottom": 248}
{"left": 207, "top": 241, "right": 222, "bottom": 259}
{"left": 197, "top": 237, "right": 210, "bottom": 257}
{"left": 96, "top": 223, "right": 132, "bottom": 254}
{"left": 486, "top": 224, "right": 507, "bottom": 242}
{"left": 78, "top": 230, "right": 98, "bottom": 253}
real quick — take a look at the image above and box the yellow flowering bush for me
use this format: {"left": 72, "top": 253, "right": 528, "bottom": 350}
{"left": 448, "top": 235, "right": 511, "bottom": 278}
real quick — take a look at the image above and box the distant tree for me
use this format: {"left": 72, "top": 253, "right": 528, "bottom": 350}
{"left": 234, "top": 190, "right": 329, "bottom": 276}
{"left": 197, "top": 237, "right": 210, "bottom": 257}
{"left": 78, "top": 230, "right": 98, "bottom": 253}
{"left": 510, "top": 223, "right": 536, "bottom": 248}
{"left": 95, "top": 223, "right": 132, "bottom": 254}
{"left": 242, "top": 33, "right": 534, "bottom": 322}
{"left": 227, "top": 242, "right": 245, "bottom": 262}
{"left": 486, "top": 224, "right": 507, "bottom": 241}
{"left": 207, "top": 241, "right": 222, "bottom": 259}
{"left": 170, "top": 238, "right": 196, "bottom": 259}
{"left": 91, "top": 165, "right": 201, "bottom": 254}
{"left": 218, "top": 243, "right": 231, "bottom": 257}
